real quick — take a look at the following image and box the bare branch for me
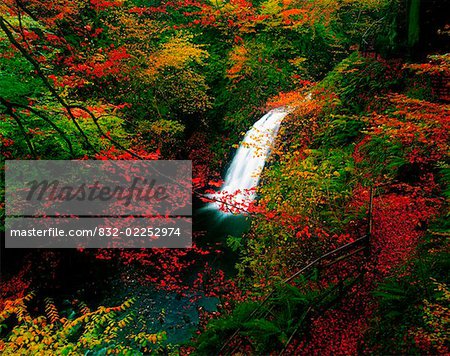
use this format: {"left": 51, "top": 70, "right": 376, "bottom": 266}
{"left": 1, "top": 103, "right": 37, "bottom": 159}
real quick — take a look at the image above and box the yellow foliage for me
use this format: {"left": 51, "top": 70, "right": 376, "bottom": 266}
{"left": 260, "top": 0, "right": 283, "bottom": 16}
{"left": 105, "top": 11, "right": 158, "bottom": 60}
{"left": 146, "top": 34, "right": 208, "bottom": 77}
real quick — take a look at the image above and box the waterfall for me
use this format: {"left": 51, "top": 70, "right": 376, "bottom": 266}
{"left": 209, "top": 108, "right": 289, "bottom": 214}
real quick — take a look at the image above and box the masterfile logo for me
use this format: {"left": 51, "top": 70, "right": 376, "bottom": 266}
{"left": 5, "top": 160, "right": 192, "bottom": 248}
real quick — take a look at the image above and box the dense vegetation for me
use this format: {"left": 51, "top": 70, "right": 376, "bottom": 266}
{"left": 1, "top": 0, "right": 449, "bottom": 354}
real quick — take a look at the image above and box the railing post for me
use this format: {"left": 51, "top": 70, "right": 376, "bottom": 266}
{"left": 365, "top": 186, "right": 374, "bottom": 258}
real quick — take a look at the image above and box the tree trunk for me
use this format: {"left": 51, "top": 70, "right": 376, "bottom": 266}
{"left": 408, "top": 0, "right": 420, "bottom": 47}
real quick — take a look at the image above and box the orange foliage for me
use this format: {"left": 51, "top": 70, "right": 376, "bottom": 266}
{"left": 367, "top": 94, "right": 450, "bottom": 163}
{"left": 227, "top": 45, "right": 249, "bottom": 81}
{"left": 266, "top": 89, "right": 313, "bottom": 109}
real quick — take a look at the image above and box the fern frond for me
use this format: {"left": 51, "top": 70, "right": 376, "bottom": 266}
{"left": 44, "top": 298, "right": 60, "bottom": 324}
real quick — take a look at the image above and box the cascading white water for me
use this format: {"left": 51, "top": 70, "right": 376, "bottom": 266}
{"left": 209, "top": 108, "right": 289, "bottom": 213}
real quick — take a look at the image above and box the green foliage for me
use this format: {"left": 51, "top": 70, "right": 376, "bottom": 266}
{"left": 193, "top": 283, "right": 319, "bottom": 354}
{"left": 356, "top": 135, "right": 406, "bottom": 179}
{"left": 152, "top": 69, "right": 212, "bottom": 117}
{"left": 264, "top": 147, "right": 357, "bottom": 226}
{"left": 318, "top": 52, "right": 400, "bottom": 114}
{"left": 226, "top": 235, "right": 244, "bottom": 252}
{"left": 315, "top": 114, "right": 365, "bottom": 149}
{"left": 0, "top": 295, "right": 167, "bottom": 355}
{"left": 439, "top": 164, "right": 450, "bottom": 200}
{"left": 0, "top": 44, "right": 44, "bottom": 103}
{"left": 194, "top": 302, "right": 259, "bottom": 354}
{"left": 0, "top": 105, "right": 130, "bottom": 159}
{"left": 138, "top": 118, "right": 185, "bottom": 156}
{"left": 240, "top": 133, "right": 361, "bottom": 279}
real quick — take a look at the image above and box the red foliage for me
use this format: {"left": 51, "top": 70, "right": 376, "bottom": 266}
{"left": 92, "top": 146, "right": 160, "bottom": 160}
{"left": 372, "top": 188, "right": 440, "bottom": 275}
{"left": 293, "top": 180, "right": 443, "bottom": 354}
{"left": 187, "top": 132, "right": 220, "bottom": 190}
{"left": 293, "top": 291, "right": 372, "bottom": 355}
{"left": 0, "top": 263, "right": 32, "bottom": 310}
{"left": 90, "top": 0, "right": 123, "bottom": 10}
{"left": 0, "top": 134, "right": 14, "bottom": 158}
{"left": 68, "top": 46, "right": 131, "bottom": 81}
